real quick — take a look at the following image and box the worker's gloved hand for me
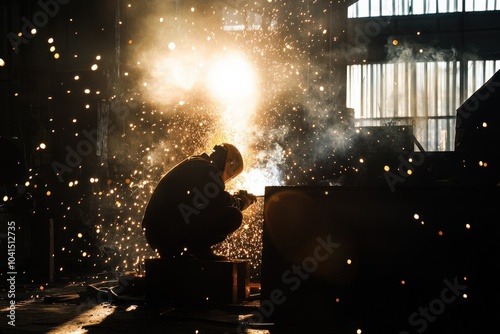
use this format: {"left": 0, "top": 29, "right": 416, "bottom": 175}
{"left": 235, "top": 190, "right": 257, "bottom": 210}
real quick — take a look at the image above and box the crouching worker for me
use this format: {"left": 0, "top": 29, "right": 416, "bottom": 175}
{"left": 142, "top": 143, "right": 257, "bottom": 260}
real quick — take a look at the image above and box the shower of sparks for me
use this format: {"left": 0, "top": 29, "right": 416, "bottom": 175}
{"left": 16, "top": 0, "right": 364, "bottom": 279}
{"left": 213, "top": 199, "right": 264, "bottom": 279}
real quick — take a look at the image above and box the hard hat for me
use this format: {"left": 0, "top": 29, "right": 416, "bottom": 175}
{"left": 220, "top": 143, "right": 244, "bottom": 182}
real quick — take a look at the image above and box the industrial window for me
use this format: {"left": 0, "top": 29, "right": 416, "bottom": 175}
{"left": 222, "top": 5, "right": 277, "bottom": 31}
{"left": 349, "top": 0, "right": 500, "bottom": 18}
{"left": 347, "top": 60, "right": 500, "bottom": 151}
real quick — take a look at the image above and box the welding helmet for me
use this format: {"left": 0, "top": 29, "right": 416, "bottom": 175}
{"left": 212, "top": 143, "right": 244, "bottom": 182}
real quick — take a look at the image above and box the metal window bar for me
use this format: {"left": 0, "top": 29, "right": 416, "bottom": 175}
{"left": 434, "top": 63, "right": 440, "bottom": 148}
{"left": 348, "top": 0, "right": 499, "bottom": 18}
{"left": 410, "top": 62, "right": 418, "bottom": 119}
{"left": 360, "top": 65, "right": 365, "bottom": 118}
{"left": 382, "top": 64, "right": 386, "bottom": 117}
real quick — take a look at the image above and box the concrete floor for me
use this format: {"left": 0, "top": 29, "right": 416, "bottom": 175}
{"left": 0, "top": 273, "right": 317, "bottom": 334}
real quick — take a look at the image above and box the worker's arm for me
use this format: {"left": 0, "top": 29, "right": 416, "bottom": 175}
{"left": 230, "top": 190, "right": 257, "bottom": 211}
{"left": 203, "top": 163, "right": 256, "bottom": 211}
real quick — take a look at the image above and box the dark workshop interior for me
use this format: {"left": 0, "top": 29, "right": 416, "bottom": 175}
{"left": 1, "top": 0, "right": 500, "bottom": 333}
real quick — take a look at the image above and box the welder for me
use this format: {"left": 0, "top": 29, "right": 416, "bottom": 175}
{"left": 142, "top": 143, "right": 257, "bottom": 260}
